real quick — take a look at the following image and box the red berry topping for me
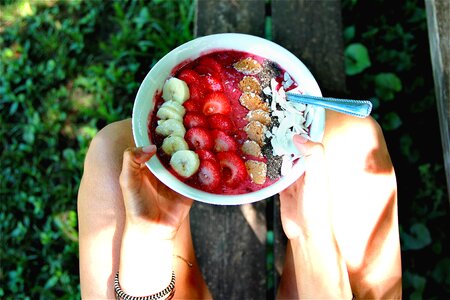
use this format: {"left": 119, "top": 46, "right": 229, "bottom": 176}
{"left": 195, "top": 57, "right": 222, "bottom": 76}
{"left": 184, "top": 112, "right": 208, "bottom": 129}
{"left": 197, "top": 159, "right": 221, "bottom": 192}
{"left": 203, "top": 92, "right": 231, "bottom": 115}
{"left": 216, "top": 152, "right": 247, "bottom": 188}
{"left": 188, "top": 83, "right": 204, "bottom": 103}
{"left": 196, "top": 149, "right": 217, "bottom": 162}
{"left": 185, "top": 127, "right": 213, "bottom": 150}
{"left": 177, "top": 69, "right": 201, "bottom": 86}
{"left": 203, "top": 75, "right": 223, "bottom": 92}
{"left": 183, "top": 99, "right": 200, "bottom": 112}
{"left": 211, "top": 130, "right": 238, "bottom": 152}
{"left": 208, "top": 114, "right": 234, "bottom": 133}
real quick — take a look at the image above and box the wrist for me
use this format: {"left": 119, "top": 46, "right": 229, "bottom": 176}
{"left": 290, "top": 221, "right": 336, "bottom": 248}
{"left": 124, "top": 216, "right": 179, "bottom": 241}
{"left": 287, "top": 217, "right": 335, "bottom": 241}
{"left": 289, "top": 229, "right": 352, "bottom": 299}
{"left": 119, "top": 223, "right": 175, "bottom": 296}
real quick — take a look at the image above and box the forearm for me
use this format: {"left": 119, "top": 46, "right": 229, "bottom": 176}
{"left": 119, "top": 222, "right": 175, "bottom": 296}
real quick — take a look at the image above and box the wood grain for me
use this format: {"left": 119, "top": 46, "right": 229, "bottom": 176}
{"left": 192, "top": 1, "right": 268, "bottom": 299}
{"left": 425, "top": 0, "right": 450, "bottom": 195}
{"left": 272, "top": 0, "right": 347, "bottom": 96}
{"left": 192, "top": 0, "right": 348, "bottom": 298}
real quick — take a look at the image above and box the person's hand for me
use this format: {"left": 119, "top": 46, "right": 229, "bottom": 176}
{"left": 278, "top": 136, "right": 353, "bottom": 299}
{"left": 279, "top": 135, "right": 331, "bottom": 240}
{"left": 119, "top": 145, "right": 193, "bottom": 240}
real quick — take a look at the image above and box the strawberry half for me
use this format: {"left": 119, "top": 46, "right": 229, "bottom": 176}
{"left": 197, "top": 159, "right": 221, "bottom": 192}
{"left": 211, "top": 130, "right": 238, "bottom": 152}
{"left": 203, "top": 74, "right": 223, "bottom": 92}
{"left": 183, "top": 99, "right": 200, "bottom": 112}
{"left": 195, "top": 57, "right": 222, "bottom": 76}
{"left": 188, "top": 83, "right": 204, "bottom": 103}
{"left": 185, "top": 127, "right": 213, "bottom": 150}
{"left": 196, "top": 149, "right": 217, "bottom": 162}
{"left": 203, "top": 92, "right": 231, "bottom": 115}
{"left": 208, "top": 114, "right": 234, "bottom": 133}
{"left": 216, "top": 151, "right": 247, "bottom": 188}
{"left": 177, "top": 69, "right": 201, "bottom": 86}
{"left": 184, "top": 112, "right": 208, "bottom": 129}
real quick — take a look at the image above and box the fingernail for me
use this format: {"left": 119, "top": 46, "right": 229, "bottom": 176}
{"left": 293, "top": 134, "right": 309, "bottom": 144}
{"left": 141, "top": 145, "right": 156, "bottom": 153}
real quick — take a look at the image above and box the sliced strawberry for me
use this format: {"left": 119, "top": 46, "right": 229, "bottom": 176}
{"left": 195, "top": 57, "right": 222, "bottom": 76}
{"left": 185, "top": 127, "right": 213, "bottom": 150}
{"left": 202, "top": 92, "right": 231, "bottom": 115}
{"left": 183, "top": 99, "right": 200, "bottom": 112}
{"left": 203, "top": 74, "right": 223, "bottom": 92}
{"left": 177, "top": 69, "right": 201, "bottom": 86}
{"left": 188, "top": 83, "right": 204, "bottom": 103}
{"left": 197, "top": 159, "right": 221, "bottom": 192}
{"left": 184, "top": 112, "right": 208, "bottom": 129}
{"left": 196, "top": 149, "right": 217, "bottom": 162}
{"left": 211, "top": 130, "right": 238, "bottom": 152}
{"left": 216, "top": 151, "right": 247, "bottom": 188}
{"left": 208, "top": 114, "right": 234, "bottom": 133}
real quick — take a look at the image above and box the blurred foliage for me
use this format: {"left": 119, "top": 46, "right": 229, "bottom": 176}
{"left": 1, "top": 0, "right": 448, "bottom": 299}
{"left": 342, "top": 0, "right": 449, "bottom": 299}
{"left": 0, "top": 0, "right": 193, "bottom": 298}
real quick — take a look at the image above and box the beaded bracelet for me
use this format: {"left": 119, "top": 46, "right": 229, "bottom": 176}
{"left": 114, "top": 271, "right": 176, "bottom": 300}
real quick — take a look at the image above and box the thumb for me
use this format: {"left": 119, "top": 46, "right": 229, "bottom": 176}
{"left": 119, "top": 145, "right": 156, "bottom": 190}
{"left": 293, "top": 135, "right": 326, "bottom": 187}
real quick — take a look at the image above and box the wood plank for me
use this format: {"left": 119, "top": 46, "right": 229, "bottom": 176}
{"left": 193, "top": 1, "right": 348, "bottom": 298}
{"left": 272, "top": 195, "right": 287, "bottom": 298}
{"left": 272, "top": 0, "right": 347, "bottom": 95}
{"left": 425, "top": 0, "right": 450, "bottom": 195}
{"left": 195, "top": 0, "right": 266, "bottom": 37}
{"left": 192, "top": 1, "right": 268, "bottom": 299}
{"left": 190, "top": 202, "right": 267, "bottom": 300}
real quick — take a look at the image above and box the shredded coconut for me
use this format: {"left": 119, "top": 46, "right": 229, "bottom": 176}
{"left": 266, "top": 78, "right": 311, "bottom": 176}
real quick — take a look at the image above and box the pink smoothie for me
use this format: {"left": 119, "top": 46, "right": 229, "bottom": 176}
{"left": 148, "top": 50, "right": 291, "bottom": 195}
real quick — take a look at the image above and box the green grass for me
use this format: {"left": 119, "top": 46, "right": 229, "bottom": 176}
{"left": 1, "top": 0, "right": 448, "bottom": 299}
{"left": 1, "top": 0, "right": 194, "bottom": 298}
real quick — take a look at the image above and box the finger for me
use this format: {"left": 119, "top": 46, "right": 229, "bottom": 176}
{"left": 120, "top": 146, "right": 156, "bottom": 189}
{"left": 135, "top": 145, "right": 157, "bottom": 164}
{"left": 292, "top": 135, "right": 327, "bottom": 188}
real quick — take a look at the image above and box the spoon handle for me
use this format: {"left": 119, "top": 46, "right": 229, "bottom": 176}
{"left": 286, "top": 93, "right": 373, "bottom": 118}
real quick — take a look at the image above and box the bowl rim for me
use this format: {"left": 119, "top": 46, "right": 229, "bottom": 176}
{"left": 132, "top": 33, "right": 324, "bottom": 205}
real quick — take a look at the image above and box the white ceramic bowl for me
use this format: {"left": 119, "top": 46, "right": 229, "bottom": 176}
{"left": 132, "top": 33, "right": 324, "bottom": 205}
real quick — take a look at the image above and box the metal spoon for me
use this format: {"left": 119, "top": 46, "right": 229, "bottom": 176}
{"left": 286, "top": 93, "right": 373, "bottom": 118}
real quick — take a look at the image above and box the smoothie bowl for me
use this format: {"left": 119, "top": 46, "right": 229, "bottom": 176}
{"left": 132, "top": 33, "right": 325, "bottom": 205}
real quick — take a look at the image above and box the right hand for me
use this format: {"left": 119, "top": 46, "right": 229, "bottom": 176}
{"left": 119, "top": 146, "right": 193, "bottom": 240}
{"left": 279, "top": 135, "right": 331, "bottom": 240}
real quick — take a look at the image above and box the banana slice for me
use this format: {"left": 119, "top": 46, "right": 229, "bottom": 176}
{"left": 161, "top": 135, "right": 189, "bottom": 156}
{"left": 155, "top": 119, "right": 186, "bottom": 137}
{"left": 161, "top": 100, "right": 186, "bottom": 115}
{"left": 157, "top": 100, "right": 186, "bottom": 121}
{"left": 170, "top": 150, "right": 200, "bottom": 178}
{"left": 162, "top": 77, "right": 190, "bottom": 104}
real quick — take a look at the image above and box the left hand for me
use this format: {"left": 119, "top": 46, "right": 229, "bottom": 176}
{"left": 119, "top": 145, "right": 193, "bottom": 240}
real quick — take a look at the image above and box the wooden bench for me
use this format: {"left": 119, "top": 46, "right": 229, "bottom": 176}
{"left": 425, "top": 0, "right": 450, "bottom": 196}
{"left": 190, "top": 1, "right": 346, "bottom": 299}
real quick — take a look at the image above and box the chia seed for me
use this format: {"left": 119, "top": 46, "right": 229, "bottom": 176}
{"left": 258, "top": 60, "right": 281, "bottom": 89}
{"left": 261, "top": 142, "right": 282, "bottom": 180}
{"left": 267, "top": 115, "right": 279, "bottom": 132}
{"left": 266, "top": 154, "right": 283, "bottom": 180}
